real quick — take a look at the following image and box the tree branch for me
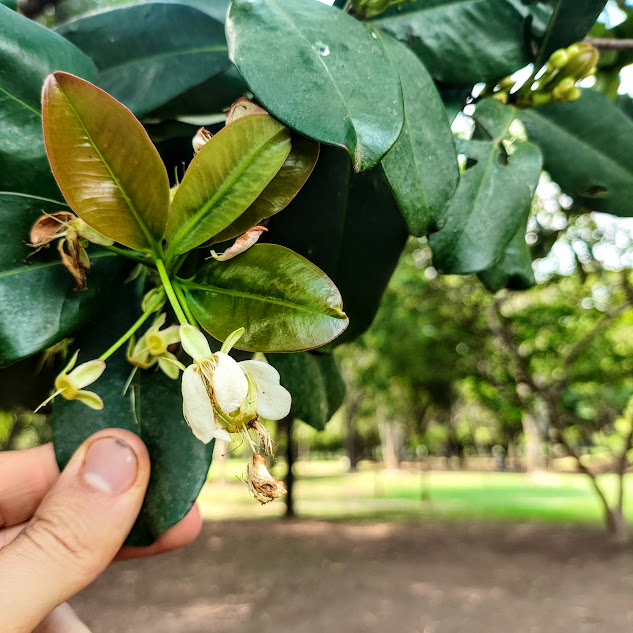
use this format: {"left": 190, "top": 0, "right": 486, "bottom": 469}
{"left": 585, "top": 37, "right": 633, "bottom": 51}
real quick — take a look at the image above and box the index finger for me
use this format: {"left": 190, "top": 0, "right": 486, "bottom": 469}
{"left": 0, "top": 443, "right": 59, "bottom": 528}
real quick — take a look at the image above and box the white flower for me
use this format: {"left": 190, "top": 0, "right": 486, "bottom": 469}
{"left": 180, "top": 324, "right": 248, "bottom": 444}
{"left": 238, "top": 360, "right": 291, "bottom": 421}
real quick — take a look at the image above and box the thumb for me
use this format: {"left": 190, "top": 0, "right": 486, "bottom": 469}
{"left": 0, "top": 429, "right": 150, "bottom": 633}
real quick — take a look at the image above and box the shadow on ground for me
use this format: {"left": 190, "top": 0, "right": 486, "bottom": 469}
{"left": 72, "top": 520, "right": 633, "bottom": 633}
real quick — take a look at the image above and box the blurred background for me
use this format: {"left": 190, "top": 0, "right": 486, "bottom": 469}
{"left": 5, "top": 175, "right": 633, "bottom": 632}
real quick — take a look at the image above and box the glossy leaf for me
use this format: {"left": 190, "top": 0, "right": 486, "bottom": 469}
{"left": 478, "top": 215, "right": 535, "bottom": 292}
{"left": 430, "top": 99, "right": 542, "bottom": 274}
{"left": 53, "top": 294, "right": 214, "bottom": 546}
{"left": 533, "top": 0, "right": 607, "bottom": 67}
{"left": 266, "top": 352, "right": 345, "bottom": 430}
{"left": 166, "top": 114, "right": 291, "bottom": 255}
{"left": 226, "top": 0, "right": 404, "bottom": 171}
{"left": 149, "top": 66, "right": 248, "bottom": 122}
{"left": 379, "top": 33, "right": 459, "bottom": 236}
{"left": 0, "top": 192, "right": 126, "bottom": 366}
{"left": 519, "top": 89, "right": 633, "bottom": 217}
{"left": 57, "top": 4, "right": 231, "bottom": 117}
{"left": 42, "top": 72, "right": 170, "bottom": 252}
{"left": 184, "top": 244, "right": 349, "bottom": 352}
{"left": 371, "top": 0, "right": 531, "bottom": 85}
{"left": 0, "top": 6, "right": 96, "bottom": 200}
{"left": 267, "top": 145, "right": 409, "bottom": 346}
{"left": 211, "top": 135, "right": 319, "bottom": 244}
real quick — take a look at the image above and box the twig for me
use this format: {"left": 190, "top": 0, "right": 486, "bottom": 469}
{"left": 585, "top": 37, "right": 633, "bottom": 51}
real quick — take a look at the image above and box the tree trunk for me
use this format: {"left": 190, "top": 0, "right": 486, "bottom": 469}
{"left": 344, "top": 401, "right": 360, "bottom": 472}
{"left": 284, "top": 415, "right": 296, "bottom": 519}
{"left": 605, "top": 505, "right": 629, "bottom": 542}
{"left": 522, "top": 412, "right": 543, "bottom": 476}
{"left": 378, "top": 411, "right": 401, "bottom": 470}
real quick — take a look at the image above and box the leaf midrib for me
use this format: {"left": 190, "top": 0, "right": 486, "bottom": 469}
{"left": 57, "top": 82, "right": 158, "bottom": 252}
{"left": 168, "top": 126, "right": 289, "bottom": 254}
{"left": 522, "top": 109, "right": 633, "bottom": 183}
{"left": 0, "top": 251, "right": 116, "bottom": 279}
{"left": 99, "top": 45, "right": 229, "bottom": 74}
{"left": 0, "top": 83, "right": 41, "bottom": 116}
{"left": 187, "top": 281, "right": 343, "bottom": 318}
{"left": 268, "top": 0, "right": 357, "bottom": 151}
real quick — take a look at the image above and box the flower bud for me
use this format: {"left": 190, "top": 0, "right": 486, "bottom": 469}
{"left": 547, "top": 48, "right": 569, "bottom": 70}
{"left": 225, "top": 97, "right": 268, "bottom": 126}
{"left": 141, "top": 287, "right": 166, "bottom": 313}
{"left": 71, "top": 218, "right": 114, "bottom": 246}
{"left": 532, "top": 92, "right": 553, "bottom": 107}
{"left": 351, "top": 0, "right": 391, "bottom": 17}
{"left": 192, "top": 127, "right": 213, "bottom": 154}
{"left": 560, "top": 46, "right": 598, "bottom": 81}
{"left": 492, "top": 91, "right": 508, "bottom": 104}
{"left": 559, "top": 86, "right": 582, "bottom": 103}
{"left": 552, "top": 77, "right": 576, "bottom": 101}
{"left": 497, "top": 76, "right": 515, "bottom": 90}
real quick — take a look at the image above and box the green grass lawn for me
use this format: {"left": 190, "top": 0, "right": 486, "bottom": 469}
{"left": 198, "top": 458, "right": 633, "bottom": 527}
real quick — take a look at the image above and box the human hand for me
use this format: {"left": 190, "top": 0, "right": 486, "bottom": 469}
{"left": 0, "top": 429, "right": 203, "bottom": 632}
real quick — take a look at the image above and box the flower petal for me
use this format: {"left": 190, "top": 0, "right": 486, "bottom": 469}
{"left": 161, "top": 325, "right": 181, "bottom": 346}
{"left": 147, "top": 312, "right": 167, "bottom": 335}
{"left": 158, "top": 353, "right": 181, "bottom": 380}
{"left": 239, "top": 360, "right": 291, "bottom": 420}
{"left": 213, "top": 352, "right": 248, "bottom": 414}
{"left": 182, "top": 365, "right": 216, "bottom": 444}
{"left": 180, "top": 324, "right": 212, "bottom": 361}
{"left": 213, "top": 424, "right": 232, "bottom": 443}
{"left": 70, "top": 359, "right": 106, "bottom": 389}
{"left": 60, "top": 349, "right": 79, "bottom": 376}
{"left": 74, "top": 390, "right": 104, "bottom": 410}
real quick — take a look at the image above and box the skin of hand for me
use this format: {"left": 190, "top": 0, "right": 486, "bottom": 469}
{"left": 0, "top": 430, "right": 203, "bottom": 633}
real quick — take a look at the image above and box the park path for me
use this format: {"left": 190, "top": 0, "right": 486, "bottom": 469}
{"left": 72, "top": 519, "right": 633, "bottom": 633}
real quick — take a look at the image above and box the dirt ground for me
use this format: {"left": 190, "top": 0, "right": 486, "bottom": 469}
{"left": 71, "top": 519, "right": 633, "bottom": 633}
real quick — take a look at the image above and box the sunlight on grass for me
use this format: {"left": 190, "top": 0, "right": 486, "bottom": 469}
{"left": 198, "top": 459, "right": 633, "bottom": 526}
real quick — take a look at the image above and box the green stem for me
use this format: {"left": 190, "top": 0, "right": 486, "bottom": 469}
{"left": 173, "top": 280, "right": 197, "bottom": 326}
{"left": 156, "top": 259, "right": 189, "bottom": 326}
{"left": 99, "top": 305, "right": 156, "bottom": 362}
{"left": 101, "top": 244, "right": 155, "bottom": 266}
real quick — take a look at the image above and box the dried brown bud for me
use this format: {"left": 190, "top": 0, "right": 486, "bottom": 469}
{"left": 192, "top": 127, "right": 214, "bottom": 154}
{"left": 225, "top": 97, "right": 268, "bottom": 126}
{"left": 58, "top": 235, "right": 88, "bottom": 291}
{"left": 210, "top": 226, "right": 267, "bottom": 262}
{"left": 29, "top": 212, "right": 75, "bottom": 247}
{"left": 245, "top": 453, "right": 287, "bottom": 505}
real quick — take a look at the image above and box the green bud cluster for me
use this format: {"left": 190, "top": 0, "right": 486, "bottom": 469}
{"left": 514, "top": 42, "right": 598, "bottom": 109}
{"left": 351, "top": 0, "right": 393, "bottom": 18}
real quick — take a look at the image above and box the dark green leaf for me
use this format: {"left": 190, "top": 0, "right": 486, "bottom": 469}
{"left": 53, "top": 293, "right": 214, "bottom": 546}
{"left": 379, "top": 33, "right": 459, "bottom": 236}
{"left": 227, "top": 0, "right": 404, "bottom": 171}
{"left": 166, "top": 114, "right": 291, "bottom": 255}
{"left": 42, "top": 72, "right": 170, "bottom": 252}
{"left": 211, "top": 134, "right": 319, "bottom": 244}
{"left": 0, "top": 6, "right": 96, "bottom": 200}
{"left": 266, "top": 352, "right": 345, "bottom": 430}
{"left": 430, "top": 99, "right": 542, "bottom": 274}
{"left": 57, "top": 4, "right": 231, "bottom": 117}
{"left": 519, "top": 89, "right": 633, "bottom": 217}
{"left": 267, "top": 145, "right": 408, "bottom": 346}
{"left": 149, "top": 67, "right": 248, "bottom": 121}
{"left": 185, "top": 244, "right": 349, "bottom": 352}
{"left": 533, "top": 0, "right": 607, "bottom": 67}
{"left": 0, "top": 192, "right": 126, "bottom": 366}
{"left": 478, "top": 215, "right": 535, "bottom": 292}
{"left": 371, "top": 0, "right": 531, "bottom": 85}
